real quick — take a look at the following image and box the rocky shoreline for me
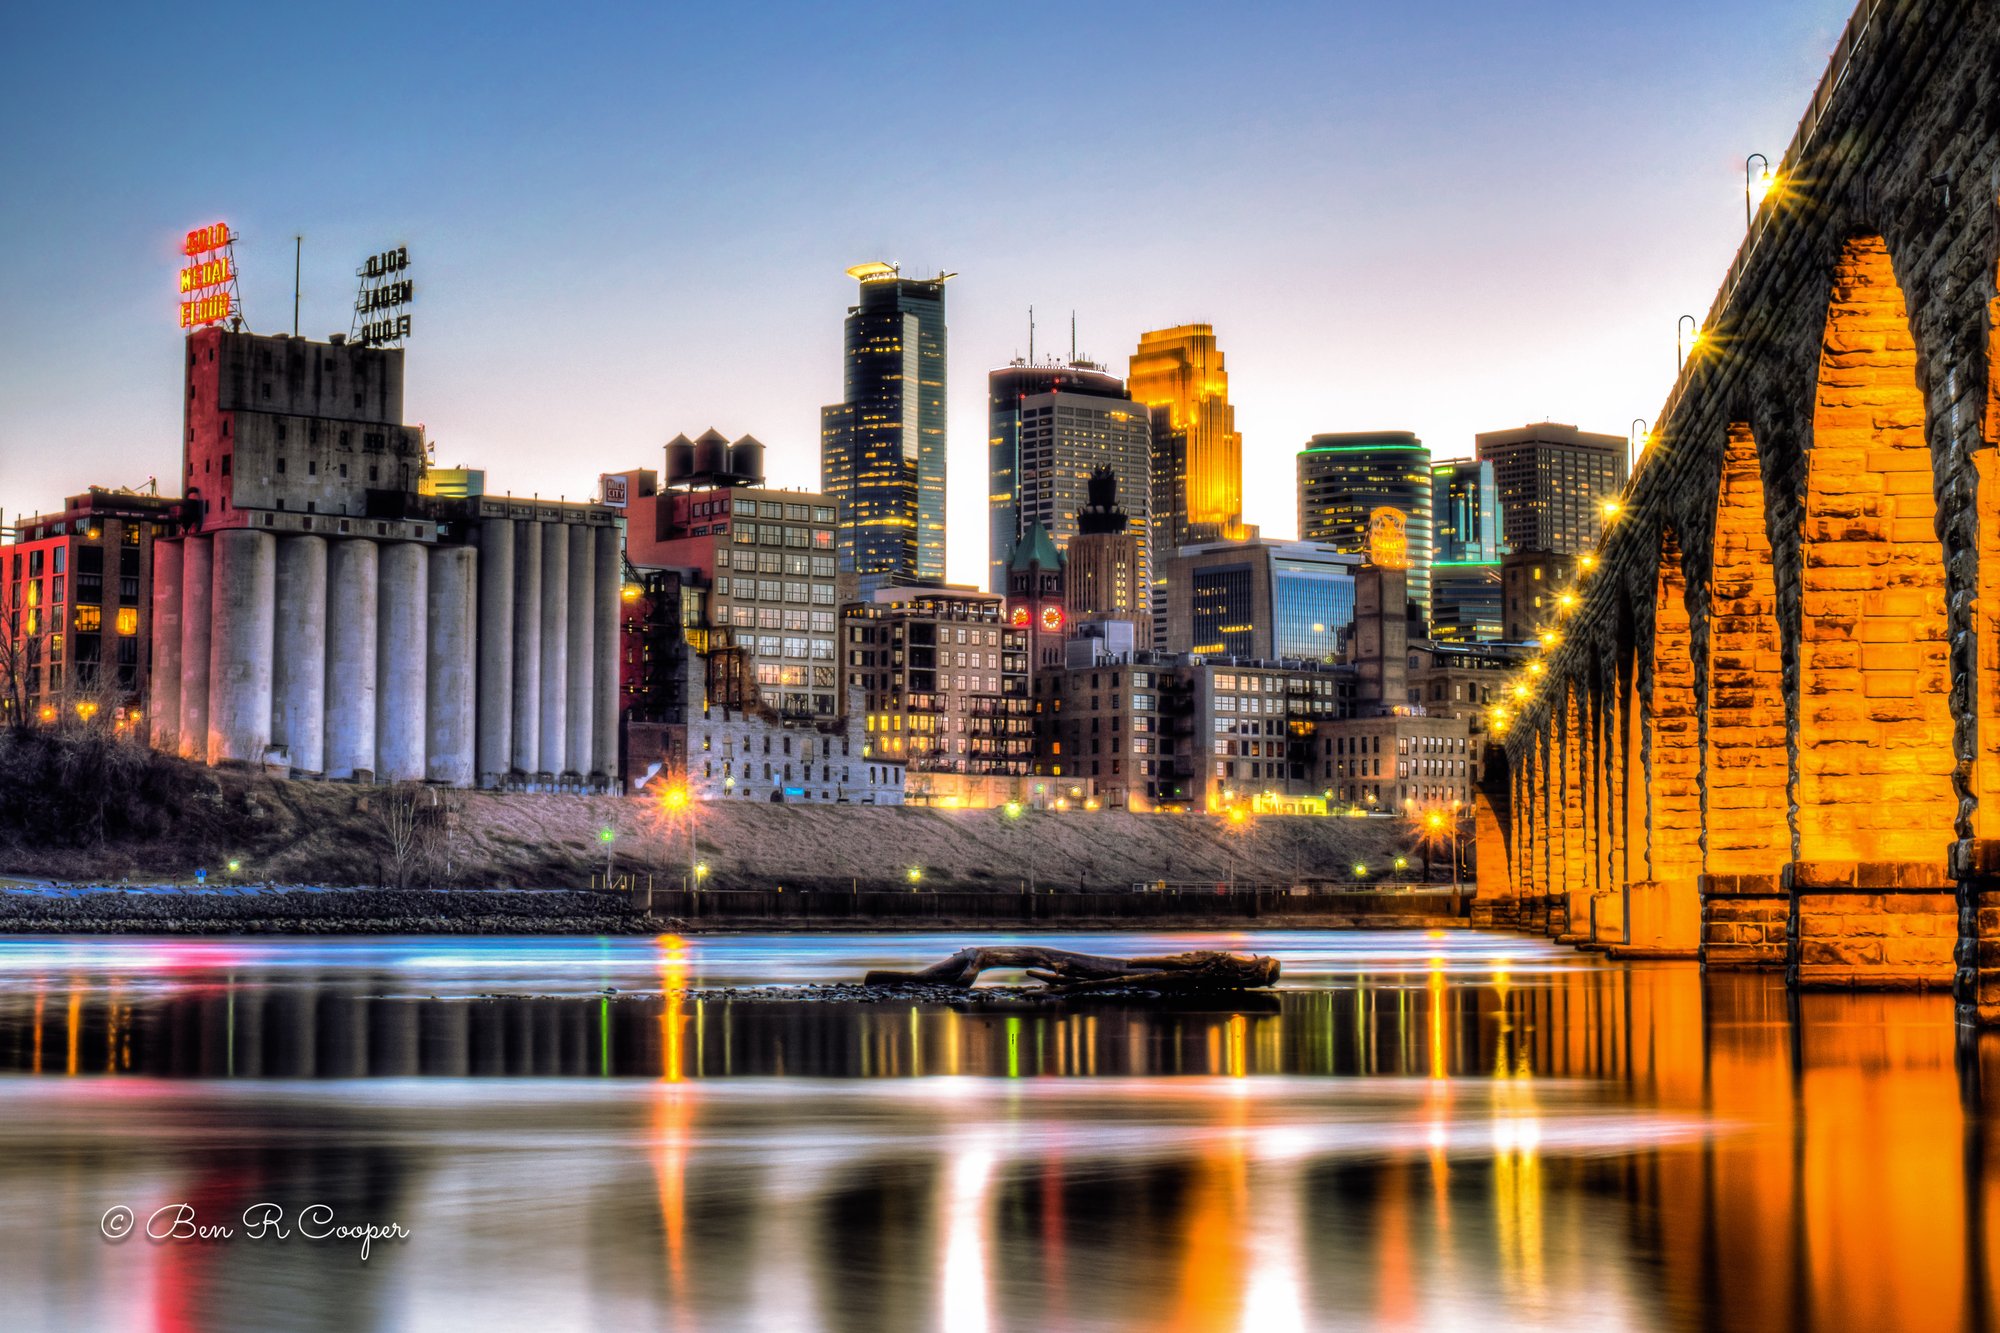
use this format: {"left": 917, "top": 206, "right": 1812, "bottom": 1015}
{"left": 0, "top": 885, "right": 667, "bottom": 935}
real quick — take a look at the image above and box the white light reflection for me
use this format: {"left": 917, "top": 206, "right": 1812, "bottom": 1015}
{"left": 938, "top": 1134, "right": 997, "bottom": 1333}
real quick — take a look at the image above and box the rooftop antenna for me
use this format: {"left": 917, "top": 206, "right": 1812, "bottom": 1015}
{"left": 1070, "top": 311, "right": 1077, "bottom": 364}
{"left": 1028, "top": 306, "right": 1035, "bottom": 365}
{"left": 292, "top": 236, "right": 302, "bottom": 336}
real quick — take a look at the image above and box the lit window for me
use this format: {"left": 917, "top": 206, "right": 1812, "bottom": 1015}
{"left": 115, "top": 607, "right": 138, "bottom": 636}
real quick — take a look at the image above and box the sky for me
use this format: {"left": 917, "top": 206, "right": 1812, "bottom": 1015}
{"left": 1, "top": 0, "right": 1847, "bottom": 586}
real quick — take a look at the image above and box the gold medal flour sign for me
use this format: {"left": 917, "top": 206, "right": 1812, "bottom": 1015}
{"left": 179, "top": 222, "right": 236, "bottom": 329}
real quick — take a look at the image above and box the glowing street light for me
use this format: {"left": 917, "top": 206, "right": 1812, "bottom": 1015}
{"left": 1678, "top": 314, "right": 1703, "bottom": 370}
{"left": 1746, "top": 152, "right": 1778, "bottom": 228}
{"left": 1601, "top": 499, "right": 1622, "bottom": 522}
{"left": 1630, "top": 417, "right": 1650, "bottom": 471}
{"left": 1394, "top": 856, "right": 1408, "bottom": 873}
{"left": 907, "top": 865, "right": 923, "bottom": 886}
{"left": 1579, "top": 553, "right": 1596, "bottom": 572}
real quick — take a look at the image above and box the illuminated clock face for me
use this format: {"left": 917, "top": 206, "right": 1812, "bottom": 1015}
{"left": 1040, "top": 604, "right": 1064, "bottom": 633}
{"left": 1010, "top": 606, "right": 1030, "bottom": 628}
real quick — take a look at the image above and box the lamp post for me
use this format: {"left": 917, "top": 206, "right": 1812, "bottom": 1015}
{"left": 1677, "top": 315, "right": 1701, "bottom": 371}
{"left": 1629, "top": 418, "right": 1649, "bottom": 472}
{"left": 1745, "top": 152, "right": 1774, "bottom": 229}
{"left": 660, "top": 783, "right": 694, "bottom": 891}
{"left": 1005, "top": 800, "right": 1035, "bottom": 893}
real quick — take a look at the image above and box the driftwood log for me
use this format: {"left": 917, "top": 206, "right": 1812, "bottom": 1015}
{"left": 863, "top": 947, "right": 1280, "bottom": 995}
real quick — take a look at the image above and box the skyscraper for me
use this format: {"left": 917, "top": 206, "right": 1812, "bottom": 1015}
{"left": 1475, "top": 422, "right": 1628, "bottom": 555}
{"left": 821, "top": 261, "right": 951, "bottom": 593}
{"left": 1128, "top": 324, "right": 1244, "bottom": 551}
{"left": 1296, "top": 432, "right": 1434, "bottom": 624}
{"left": 1430, "top": 459, "right": 1500, "bottom": 562}
{"left": 987, "top": 360, "right": 1151, "bottom": 596}
{"left": 1429, "top": 457, "right": 1503, "bottom": 641}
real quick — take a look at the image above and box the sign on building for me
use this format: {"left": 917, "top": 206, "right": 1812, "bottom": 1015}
{"left": 178, "top": 221, "right": 239, "bottom": 329}
{"left": 352, "top": 244, "right": 414, "bottom": 347}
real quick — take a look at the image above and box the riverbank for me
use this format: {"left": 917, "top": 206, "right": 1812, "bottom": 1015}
{"left": 0, "top": 882, "right": 1472, "bottom": 934}
{"left": 0, "top": 731, "right": 1435, "bottom": 895}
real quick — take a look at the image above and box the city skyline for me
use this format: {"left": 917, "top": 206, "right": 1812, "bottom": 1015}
{"left": 0, "top": 1, "right": 1851, "bottom": 586}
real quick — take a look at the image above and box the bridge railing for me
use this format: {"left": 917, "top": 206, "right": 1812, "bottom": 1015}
{"left": 1641, "top": 0, "right": 1884, "bottom": 475}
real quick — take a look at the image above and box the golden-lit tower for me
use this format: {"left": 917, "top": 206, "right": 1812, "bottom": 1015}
{"left": 1127, "top": 324, "right": 1245, "bottom": 549}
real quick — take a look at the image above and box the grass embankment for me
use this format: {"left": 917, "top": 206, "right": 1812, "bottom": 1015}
{"left": 0, "top": 730, "right": 1426, "bottom": 890}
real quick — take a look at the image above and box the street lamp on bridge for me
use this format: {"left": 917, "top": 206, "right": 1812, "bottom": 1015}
{"left": 1746, "top": 153, "right": 1779, "bottom": 229}
{"left": 1677, "top": 315, "right": 1703, "bottom": 370}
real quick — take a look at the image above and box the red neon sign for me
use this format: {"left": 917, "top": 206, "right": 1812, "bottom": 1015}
{"left": 184, "top": 222, "right": 230, "bottom": 256}
{"left": 178, "top": 221, "right": 234, "bottom": 329}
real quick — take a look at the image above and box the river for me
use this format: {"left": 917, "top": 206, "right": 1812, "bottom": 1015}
{"left": 0, "top": 930, "right": 1989, "bottom": 1331}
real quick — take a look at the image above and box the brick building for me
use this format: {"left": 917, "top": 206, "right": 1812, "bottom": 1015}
{"left": 2, "top": 488, "right": 182, "bottom": 728}
{"left": 841, "top": 586, "right": 1032, "bottom": 806}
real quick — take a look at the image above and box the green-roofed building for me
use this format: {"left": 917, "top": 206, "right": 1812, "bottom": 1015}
{"left": 1296, "top": 432, "right": 1433, "bottom": 627}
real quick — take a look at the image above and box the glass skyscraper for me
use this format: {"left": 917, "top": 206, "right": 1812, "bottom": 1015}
{"left": 987, "top": 361, "right": 1151, "bottom": 596}
{"left": 1429, "top": 457, "right": 1503, "bottom": 641}
{"left": 1168, "top": 538, "right": 1358, "bottom": 661}
{"left": 821, "top": 262, "right": 951, "bottom": 592}
{"left": 1296, "top": 432, "right": 1433, "bottom": 624}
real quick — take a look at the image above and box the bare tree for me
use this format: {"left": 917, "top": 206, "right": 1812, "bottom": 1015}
{"left": 376, "top": 782, "right": 424, "bottom": 889}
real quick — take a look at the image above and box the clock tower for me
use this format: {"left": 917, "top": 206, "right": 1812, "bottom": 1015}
{"left": 1005, "top": 520, "right": 1068, "bottom": 672}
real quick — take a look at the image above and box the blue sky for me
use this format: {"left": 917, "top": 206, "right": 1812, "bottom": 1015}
{"left": 2, "top": 0, "right": 1843, "bottom": 584}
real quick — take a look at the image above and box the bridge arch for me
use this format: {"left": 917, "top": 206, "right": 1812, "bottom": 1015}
{"left": 1790, "top": 232, "right": 1957, "bottom": 986}
{"left": 1797, "top": 234, "right": 1955, "bottom": 868}
{"left": 1703, "top": 423, "right": 1790, "bottom": 876}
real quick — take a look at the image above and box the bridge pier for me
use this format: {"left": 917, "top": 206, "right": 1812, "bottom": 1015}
{"left": 1608, "top": 879, "right": 1700, "bottom": 958}
{"left": 1786, "top": 862, "right": 1954, "bottom": 989}
{"left": 1699, "top": 873, "right": 1789, "bottom": 971}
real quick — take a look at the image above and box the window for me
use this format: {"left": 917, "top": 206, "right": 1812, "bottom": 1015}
{"left": 74, "top": 605, "right": 101, "bottom": 632}
{"left": 734, "top": 527, "right": 756, "bottom": 546}
{"left": 115, "top": 607, "right": 138, "bottom": 636}
{"left": 734, "top": 499, "right": 758, "bottom": 516}
{"left": 714, "top": 549, "right": 730, "bottom": 569}
{"left": 812, "top": 529, "right": 834, "bottom": 549}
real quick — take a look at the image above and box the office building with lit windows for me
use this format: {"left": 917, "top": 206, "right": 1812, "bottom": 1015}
{"left": 987, "top": 360, "right": 1151, "bottom": 596}
{"left": 1161, "top": 539, "right": 1359, "bottom": 661}
{"left": 609, "top": 441, "right": 842, "bottom": 721}
{"left": 1502, "top": 548, "right": 1580, "bottom": 643}
{"left": 1475, "top": 422, "right": 1628, "bottom": 556}
{"left": 1129, "top": 324, "right": 1245, "bottom": 640}
{"left": 840, "top": 586, "right": 1033, "bottom": 807}
{"left": 3, "top": 488, "right": 179, "bottom": 728}
{"left": 1296, "top": 431, "right": 1434, "bottom": 624}
{"left": 821, "top": 262, "right": 951, "bottom": 594}
{"left": 1427, "top": 457, "right": 1503, "bottom": 640}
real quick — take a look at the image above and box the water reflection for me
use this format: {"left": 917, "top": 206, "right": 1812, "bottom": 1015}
{"left": 0, "top": 932, "right": 1993, "bottom": 1331}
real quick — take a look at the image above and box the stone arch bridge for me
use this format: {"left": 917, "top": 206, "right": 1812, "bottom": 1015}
{"left": 1495, "top": 0, "right": 2000, "bottom": 1022}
